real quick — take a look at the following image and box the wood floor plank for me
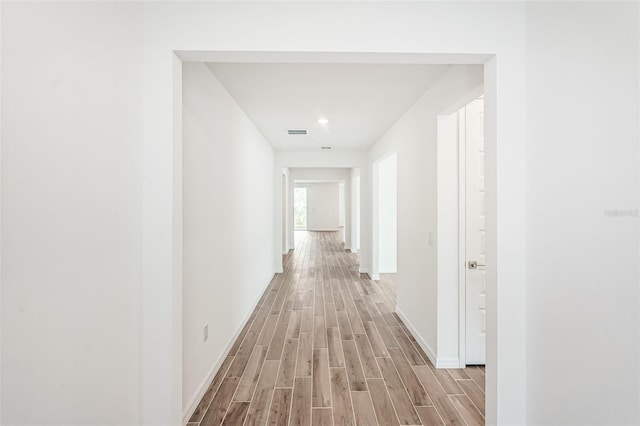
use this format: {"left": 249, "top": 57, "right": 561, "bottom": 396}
{"left": 314, "top": 316, "right": 328, "bottom": 348}
{"left": 290, "top": 377, "right": 312, "bottom": 426}
{"left": 294, "top": 291, "right": 306, "bottom": 310}
{"left": 372, "top": 315, "right": 399, "bottom": 349}
{"left": 426, "top": 362, "right": 463, "bottom": 395}
{"left": 363, "top": 321, "right": 390, "bottom": 358}
{"left": 449, "top": 395, "right": 484, "bottom": 425}
{"left": 244, "top": 360, "right": 280, "bottom": 426}
{"left": 301, "top": 306, "right": 314, "bottom": 333}
{"left": 413, "top": 366, "right": 466, "bottom": 426}
{"left": 346, "top": 305, "right": 366, "bottom": 335}
{"left": 312, "top": 408, "right": 333, "bottom": 426}
{"left": 226, "top": 330, "right": 260, "bottom": 377}
{"left": 312, "top": 348, "right": 332, "bottom": 408}
{"left": 333, "top": 288, "right": 346, "bottom": 311}
{"left": 354, "top": 299, "right": 372, "bottom": 322}
{"left": 466, "top": 366, "right": 486, "bottom": 390}
{"left": 447, "top": 368, "right": 471, "bottom": 380}
{"left": 189, "top": 356, "right": 234, "bottom": 423}
{"left": 267, "top": 388, "right": 292, "bottom": 426}
{"left": 287, "top": 310, "right": 302, "bottom": 338}
{"left": 276, "top": 338, "right": 299, "bottom": 388}
{"left": 314, "top": 289, "right": 325, "bottom": 314}
{"left": 200, "top": 377, "right": 240, "bottom": 426}
{"left": 367, "top": 379, "right": 400, "bottom": 426}
{"left": 342, "top": 339, "right": 367, "bottom": 391}
{"left": 376, "top": 357, "right": 421, "bottom": 425}
{"left": 354, "top": 334, "right": 381, "bottom": 378}
{"left": 351, "top": 392, "right": 379, "bottom": 426}
{"left": 296, "top": 332, "right": 313, "bottom": 377}
{"left": 221, "top": 401, "right": 250, "bottom": 425}
{"left": 376, "top": 302, "right": 401, "bottom": 327}
{"left": 415, "top": 406, "right": 444, "bottom": 426}
{"left": 250, "top": 305, "right": 271, "bottom": 333}
{"left": 390, "top": 326, "right": 426, "bottom": 366}
{"left": 304, "top": 288, "right": 314, "bottom": 307}
{"left": 337, "top": 310, "right": 354, "bottom": 340}
{"left": 234, "top": 345, "right": 268, "bottom": 401}
{"left": 388, "top": 347, "right": 432, "bottom": 406}
{"left": 457, "top": 379, "right": 485, "bottom": 416}
{"left": 257, "top": 313, "right": 280, "bottom": 345}
{"left": 327, "top": 327, "right": 346, "bottom": 368}
{"left": 331, "top": 368, "right": 355, "bottom": 426}
{"left": 325, "top": 302, "right": 339, "bottom": 328}
{"left": 267, "top": 321, "right": 289, "bottom": 360}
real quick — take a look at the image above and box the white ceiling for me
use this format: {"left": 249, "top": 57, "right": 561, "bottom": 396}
{"left": 206, "top": 63, "right": 450, "bottom": 151}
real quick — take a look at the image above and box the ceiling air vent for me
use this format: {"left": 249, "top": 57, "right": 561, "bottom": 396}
{"left": 287, "top": 129, "right": 308, "bottom": 135}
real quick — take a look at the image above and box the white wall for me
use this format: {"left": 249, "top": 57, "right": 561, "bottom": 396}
{"left": 3, "top": 3, "right": 639, "bottom": 426}
{"left": 282, "top": 170, "right": 289, "bottom": 253}
{"left": 378, "top": 153, "right": 397, "bottom": 273}
{"left": 369, "top": 66, "right": 483, "bottom": 367}
{"left": 351, "top": 169, "right": 361, "bottom": 253}
{"left": 181, "top": 62, "right": 275, "bottom": 419}
{"left": 1, "top": 3, "right": 143, "bottom": 424}
{"left": 339, "top": 183, "right": 345, "bottom": 227}
{"left": 436, "top": 112, "right": 461, "bottom": 366}
{"left": 297, "top": 183, "right": 340, "bottom": 231}
{"left": 525, "top": 3, "right": 640, "bottom": 424}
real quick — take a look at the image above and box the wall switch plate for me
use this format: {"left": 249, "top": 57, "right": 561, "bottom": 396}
{"left": 204, "top": 324, "right": 208, "bottom": 342}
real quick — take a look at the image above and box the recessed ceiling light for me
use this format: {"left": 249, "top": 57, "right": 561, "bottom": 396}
{"left": 317, "top": 118, "right": 329, "bottom": 125}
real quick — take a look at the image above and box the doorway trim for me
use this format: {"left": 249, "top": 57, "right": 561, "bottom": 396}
{"left": 143, "top": 50, "right": 524, "bottom": 426}
{"left": 458, "top": 106, "right": 468, "bottom": 367}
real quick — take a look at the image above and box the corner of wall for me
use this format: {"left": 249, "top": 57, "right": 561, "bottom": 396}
{"left": 395, "top": 308, "right": 437, "bottom": 366}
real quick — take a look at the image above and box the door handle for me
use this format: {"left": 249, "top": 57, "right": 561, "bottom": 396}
{"left": 468, "top": 261, "right": 486, "bottom": 270}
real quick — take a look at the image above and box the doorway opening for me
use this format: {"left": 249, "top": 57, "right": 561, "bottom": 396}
{"left": 294, "top": 187, "right": 308, "bottom": 231}
{"left": 163, "top": 51, "right": 517, "bottom": 426}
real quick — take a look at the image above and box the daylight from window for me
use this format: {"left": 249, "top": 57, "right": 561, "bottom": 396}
{"left": 294, "top": 187, "right": 307, "bottom": 230}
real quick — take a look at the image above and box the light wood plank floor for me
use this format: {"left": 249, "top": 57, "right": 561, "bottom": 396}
{"left": 188, "top": 231, "right": 485, "bottom": 426}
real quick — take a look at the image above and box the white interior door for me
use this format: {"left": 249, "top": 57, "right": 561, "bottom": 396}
{"left": 464, "top": 98, "right": 486, "bottom": 365}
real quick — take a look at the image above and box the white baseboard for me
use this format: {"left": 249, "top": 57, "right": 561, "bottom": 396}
{"left": 182, "top": 274, "right": 274, "bottom": 425}
{"left": 436, "top": 357, "right": 463, "bottom": 368}
{"left": 395, "top": 307, "right": 438, "bottom": 366}
{"left": 395, "top": 307, "right": 462, "bottom": 368}
{"left": 358, "top": 267, "right": 369, "bottom": 275}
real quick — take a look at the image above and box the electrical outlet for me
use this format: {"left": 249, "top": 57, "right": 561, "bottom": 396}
{"left": 428, "top": 232, "right": 434, "bottom": 246}
{"left": 204, "top": 324, "right": 208, "bottom": 342}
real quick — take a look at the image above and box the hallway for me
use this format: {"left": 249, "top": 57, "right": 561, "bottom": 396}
{"left": 188, "top": 232, "right": 485, "bottom": 426}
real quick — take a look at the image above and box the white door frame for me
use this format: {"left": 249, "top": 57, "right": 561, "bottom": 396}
{"left": 456, "top": 92, "right": 487, "bottom": 368}
{"left": 458, "top": 107, "right": 468, "bottom": 367}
